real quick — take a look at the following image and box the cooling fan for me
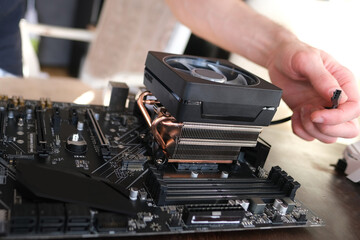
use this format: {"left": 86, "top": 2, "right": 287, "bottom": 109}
{"left": 165, "top": 57, "right": 258, "bottom": 86}
{"left": 143, "top": 51, "right": 282, "bottom": 126}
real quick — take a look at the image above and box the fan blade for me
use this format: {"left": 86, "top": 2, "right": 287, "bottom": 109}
{"left": 207, "top": 63, "right": 224, "bottom": 75}
{"left": 172, "top": 67, "right": 191, "bottom": 74}
{"left": 227, "top": 73, "right": 248, "bottom": 85}
{"left": 166, "top": 58, "right": 193, "bottom": 73}
{"left": 208, "top": 64, "right": 239, "bottom": 81}
{"left": 178, "top": 60, "right": 195, "bottom": 71}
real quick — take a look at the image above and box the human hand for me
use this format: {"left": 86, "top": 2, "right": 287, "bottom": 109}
{"left": 266, "top": 41, "right": 360, "bottom": 143}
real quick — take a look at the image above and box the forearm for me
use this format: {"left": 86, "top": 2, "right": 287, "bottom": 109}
{"left": 165, "top": 0, "right": 297, "bottom": 67}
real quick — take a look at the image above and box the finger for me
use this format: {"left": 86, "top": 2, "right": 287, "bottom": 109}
{"left": 291, "top": 50, "right": 348, "bottom": 102}
{"left": 316, "top": 119, "right": 360, "bottom": 138}
{"left": 311, "top": 101, "right": 360, "bottom": 125}
{"left": 291, "top": 109, "right": 315, "bottom": 141}
{"left": 300, "top": 105, "right": 337, "bottom": 143}
{"left": 320, "top": 51, "right": 359, "bottom": 102}
{"left": 332, "top": 67, "right": 360, "bottom": 105}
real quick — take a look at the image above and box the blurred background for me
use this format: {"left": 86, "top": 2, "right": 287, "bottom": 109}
{"left": 2, "top": 0, "right": 360, "bottom": 142}
{"left": 16, "top": 0, "right": 360, "bottom": 86}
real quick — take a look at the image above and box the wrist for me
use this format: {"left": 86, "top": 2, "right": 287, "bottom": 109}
{"left": 265, "top": 27, "right": 298, "bottom": 69}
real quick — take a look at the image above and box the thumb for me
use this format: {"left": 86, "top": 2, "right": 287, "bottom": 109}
{"left": 291, "top": 50, "right": 348, "bottom": 103}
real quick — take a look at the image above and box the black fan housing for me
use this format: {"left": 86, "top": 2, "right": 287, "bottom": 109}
{"left": 143, "top": 51, "right": 282, "bottom": 126}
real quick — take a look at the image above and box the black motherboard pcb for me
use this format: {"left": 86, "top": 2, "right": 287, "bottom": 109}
{"left": 0, "top": 52, "right": 324, "bottom": 239}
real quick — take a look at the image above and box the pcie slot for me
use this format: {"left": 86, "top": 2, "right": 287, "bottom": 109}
{"left": 35, "top": 107, "right": 50, "bottom": 157}
{"left": 86, "top": 109, "right": 109, "bottom": 147}
{"left": 0, "top": 110, "right": 5, "bottom": 141}
{"left": 86, "top": 109, "right": 111, "bottom": 158}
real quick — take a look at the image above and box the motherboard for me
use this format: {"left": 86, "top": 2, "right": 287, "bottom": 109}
{"left": 0, "top": 52, "right": 324, "bottom": 239}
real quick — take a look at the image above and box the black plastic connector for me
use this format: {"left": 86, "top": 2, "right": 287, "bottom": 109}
{"left": 10, "top": 204, "right": 37, "bottom": 234}
{"left": 330, "top": 89, "right": 342, "bottom": 109}
{"left": 38, "top": 203, "right": 65, "bottom": 233}
{"left": 182, "top": 204, "right": 245, "bottom": 225}
{"left": 66, "top": 204, "right": 91, "bottom": 233}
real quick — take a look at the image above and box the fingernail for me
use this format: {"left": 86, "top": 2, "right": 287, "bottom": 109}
{"left": 312, "top": 117, "right": 324, "bottom": 123}
{"left": 328, "top": 88, "right": 338, "bottom": 97}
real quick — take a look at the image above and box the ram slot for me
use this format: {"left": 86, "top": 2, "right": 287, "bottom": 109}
{"left": 146, "top": 166, "right": 300, "bottom": 206}
{"left": 86, "top": 109, "right": 110, "bottom": 157}
{"left": 35, "top": 107, "right": 50, "bottom": 157}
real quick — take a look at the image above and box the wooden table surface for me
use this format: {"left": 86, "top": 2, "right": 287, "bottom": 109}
{"left": 135, "top": 128, "right": 359, "bottom": 240}
{"left": 1, "top": 77, "right": 359, "bottom": 240}
{"left": 0, "top": 77, "right": 104, "bottom": 105}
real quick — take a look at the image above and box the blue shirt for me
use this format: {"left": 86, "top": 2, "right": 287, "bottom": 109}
{"left": 0, "top": 0, "right": 25, "bottom": 76}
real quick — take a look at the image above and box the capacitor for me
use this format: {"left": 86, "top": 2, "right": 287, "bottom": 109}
{"left": 46, "top": 98, "right": 52, "bottom": 108}
{"left": 129, "top": 187, "right": 139, "bottom": 201}
{"left": 94, "top": 113, "right": 100, "bottom": 121}
{"left": 40, "top": 97, "right": 46, "bottom": 109}
{"left": 236, "top": 199, "right": 250, "bottom": 211}
{"left": 12, "top": 96, "right": 19, "bottom": 107}
{"left": 105, "top": 113, "right": 111, "bottom": 121}
{"left": 121, "top": 116, "right": 127, "bottom": 126}
{"left": 139, "top": 189, "right": 148, "bottom": 201}
{"left": 55, "top": 135, "right": 61, "bottom": 146}
{"left": 242, "top": 200, "right": 250, "bottom": 211}
{"left": 18, "top": 118, "right": 24, "bottom": 127}
{"left": 66, "top": 133, "right": 87, "bottom": 154}
{"left": 8, "top": 111, "right": 14, "bottom": 119}
{"left": 77, "top": 121, "right": 84, "bottom": 131}
{"left": 191, "top": 171, "right": 199, "bottom": 178}
{"left": 250, "top": 198, "right": 266, "bottom": 214}
{"left": 19, "top": 96, "right": 25, "bottom": 107}
{"left": 221, "top": 171, "right": 229, "bottom": 178}
{"left": 273, "top": 199, "right": 283, "bottom": 210}
{"left": 26, "top": 107, "right": 32, "bottom": 120}
{"left": 279, "top": 203, "right": 288, "bottom": 215}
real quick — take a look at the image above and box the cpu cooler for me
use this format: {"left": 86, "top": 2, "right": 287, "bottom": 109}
{"left": 138, "top": 52, "right": 282, "bottom": 163}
